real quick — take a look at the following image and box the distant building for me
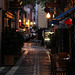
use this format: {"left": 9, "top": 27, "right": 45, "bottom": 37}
{"left": 38, "top": 4, "right": 47, "bottom": 28}
{"left": 53, "top": 0, "right": 75, "bottom": 53}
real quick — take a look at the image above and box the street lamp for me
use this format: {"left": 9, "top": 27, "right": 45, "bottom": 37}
{"left": 30, "top": 22, "right": 33, "bottom": 25}
{"left": 26, "top": 19, "right": 30, "bottom": 28}
{"left": 46, "top": 12, "right": 51, "bottom": 19}
{"left": 33, "top": 22, "right": 36, "bottom": 25}
{"left": 26, "top": 22, "right": 28, "bottom": 25}
{"left": 46, "top": 12, "right": 51, "bottom": 28}
{"left": 30, "top": 22, "right": 33, "bottom": 29}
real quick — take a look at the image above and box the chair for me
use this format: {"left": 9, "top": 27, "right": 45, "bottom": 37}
{"left": 57, "top": 52, "right": 70, "bottom": 68}
{"left": 50, "top": 53, "right": 69, "bottom": 75}
{"left": 58, "top": 52, "right": 69, "bottom": 58}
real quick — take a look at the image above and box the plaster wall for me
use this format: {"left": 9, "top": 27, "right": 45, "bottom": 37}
{"left": 38, "top": 4, "right": 47, "bottom": 28}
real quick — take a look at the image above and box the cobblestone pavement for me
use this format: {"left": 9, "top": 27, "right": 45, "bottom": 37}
{"left": 6, "top": 43, "right": 51, "bottom": 75}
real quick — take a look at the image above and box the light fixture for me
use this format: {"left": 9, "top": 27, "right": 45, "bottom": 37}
{"left": 25, "top": 19, "right": 30, "bottom": 28}
{"left": 46, "top": 12, "right": 51, "bottom": 28}
{"left": 20, "top": 1, "right": 22, "bottom": 5}
{"left": 51, "top": 24, "right": 54, "bottom": 26}
{"left": 46, "top": 12, "right": 51, "bottom": 19}
{"left": 30, "top": 22, "right": 33, "bottom": 25}
{"left": 19, "top": 19, "right": 21, "bottom": 27}
{"left": 26, "top": 22, "right": 28, "bottom": 25}
{"left": 53, "top": 14, "right": 54, "bottom": 18}
{"left": 33, "top": 22, "right": 36, "bottom": 25}
{"left": 19, "top": 19, "right": 21, "bottom": 22}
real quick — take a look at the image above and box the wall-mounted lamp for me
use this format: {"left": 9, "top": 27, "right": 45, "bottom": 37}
{"left": 19, "top": 19, "right": 21, "bottom": 27}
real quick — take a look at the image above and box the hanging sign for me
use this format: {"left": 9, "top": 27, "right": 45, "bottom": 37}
{"left": 64, "top": 18, "right": 72, "bottom": 27}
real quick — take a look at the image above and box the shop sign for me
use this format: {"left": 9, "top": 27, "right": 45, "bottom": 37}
{"left": 64, "top": 18, "right": 72, "bottom": 27}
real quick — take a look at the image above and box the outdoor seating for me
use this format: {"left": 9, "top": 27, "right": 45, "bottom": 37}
{"left": 50, "top": 52, "right": 70, "bottom": 75}
{"left": 58, "top": 52, "right": 69, "bottom": 58}
{"left": 57, "top": 52, "right": 70, "bottom": 68}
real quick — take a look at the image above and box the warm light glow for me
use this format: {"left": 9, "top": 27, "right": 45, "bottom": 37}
{"left": 50, "top": 32, "right": 53, "bottom": 34}
{"left": 45, "top": 38, "right": 50, "bottom": 41}
{"left": 28, "top": 20, "right": 30, "bottom": 27}
{"left": 30, "top": 22, "right": 33, "bottom": 25}
{"left": 49, "top": 32, "right": 54, "bottom": 34}
{"left": 51, "top": 24, "right": 54, "bottom": 26}
{"left": 19, "top": 19, "right": 21, "bottom": 22}
{"left": 33, "top": 22, "right": 36, "bottom": 25}
{"left": 23, "top": 28, "right": 26, "bottom": 31}
{"left": 19, "top": 19, "right": 21, "bottom": 26}
{"left": 5, "top": 13, "right": 13, "bottom": 19}
{"left": 26, "top": 20, "right": 30, "bottom": 27}
{"left": 46, "top": 13, "right": 51, "bottom": 19}
{"left": 20, "top": 1, "right": 22, "bottom": 5}
{"left": 44, "top": 32, "right": 50, "bottom": 41}
{"left": 53, "top": 14, "right": 54, "bottom": 18}
{"left": 26, "top": 22, "right": 28, "bottom": 25}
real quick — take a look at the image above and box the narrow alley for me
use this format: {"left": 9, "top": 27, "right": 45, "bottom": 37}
{"left": 6, "top": 43, "right": 51, "bottom": 75}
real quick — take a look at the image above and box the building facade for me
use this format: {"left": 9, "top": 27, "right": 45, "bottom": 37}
{"left": 53, "top": 0, "right": 75, "bottom": 59}
{"left": 38, "top": 4, "right": 47, "bottom": 28}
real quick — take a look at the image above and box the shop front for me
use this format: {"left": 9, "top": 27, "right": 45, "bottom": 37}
{"left": 2, "top": 10, "right": 16, "bottom": 33}
{"left": 44, "top": 29, "right": 54, "bottom": 48}
{"left": 1, "top": 11, "right": 16, "bottom": 65}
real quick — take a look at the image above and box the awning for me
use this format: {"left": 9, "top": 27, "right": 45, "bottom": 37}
{"left": 50, "top": 7, "right": 75, "bottom": 25}
{"left": 54, "top": 7, "right": 75, "bottom": 20}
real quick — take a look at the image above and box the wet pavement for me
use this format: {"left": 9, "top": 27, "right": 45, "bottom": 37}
{"left": 2, "top": 43, "right": 51, "bottom": 75}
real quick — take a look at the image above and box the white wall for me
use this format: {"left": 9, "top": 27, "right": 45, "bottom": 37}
{"left": 35, "top": 1, "right": 38, "bottom": 26}
{"left": 38, "top": 4, "right": 47, "bottom": 28}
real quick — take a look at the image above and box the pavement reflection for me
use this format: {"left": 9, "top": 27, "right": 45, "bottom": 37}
{"left": 6, "top": 43, "right": 51, "bottom": 75}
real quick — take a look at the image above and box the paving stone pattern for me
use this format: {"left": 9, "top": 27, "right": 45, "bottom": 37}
{"left": 14, "top": 43, "right": 51, "bottom": 75}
